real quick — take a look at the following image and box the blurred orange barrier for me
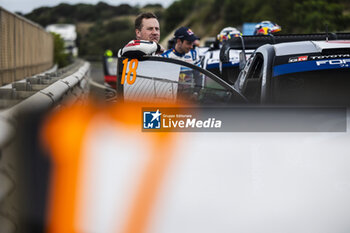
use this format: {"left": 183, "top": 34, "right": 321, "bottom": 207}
{"left": 42, "top": 103, "right": 95, "bottom": 233}
{"left": 41, "top": 101, "right": 180, "bottom": 233}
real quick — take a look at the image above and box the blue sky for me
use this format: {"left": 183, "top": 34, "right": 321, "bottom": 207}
{"left": 0, "top": 0, "right": 175, "bottom": 14}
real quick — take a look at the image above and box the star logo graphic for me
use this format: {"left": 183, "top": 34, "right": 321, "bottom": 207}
{"left": 143, "top": 109, "right": 162, "bottom": 129}
{"left": 151, "top": 109, "right": 161, "bottom": 122}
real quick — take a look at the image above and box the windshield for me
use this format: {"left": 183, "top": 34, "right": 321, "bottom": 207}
{"left": 122, "top": 61, "right": 230, "bottom": 104}
{"left": 273, "top": 69, "right": 350, "bottom": 105}
{"left": 120, "top": 57, "right": 245, "bottom": 105}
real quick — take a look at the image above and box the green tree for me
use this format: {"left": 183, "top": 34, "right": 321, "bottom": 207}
{"left": 51, "top": 33, "right": 69, "bottom": 68}
{"left": 292, "top": 0, "right": 348, "bottom": 33}
{"left": 163, "top": 0, "right": 199, "bottom": 34}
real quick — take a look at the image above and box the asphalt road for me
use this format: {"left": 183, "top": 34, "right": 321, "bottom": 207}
{"left": 88, "top": 61, "right": 118, "bottom": 101}
{"left": 90, "top": 62, "right": 104, "bottom": 84}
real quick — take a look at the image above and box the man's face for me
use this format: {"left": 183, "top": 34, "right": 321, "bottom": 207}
{"left": 177, "top": 39, "right": 194, "bottom": 54}
{"left": 135, "top": 18, "right": 160, "bottom": 43}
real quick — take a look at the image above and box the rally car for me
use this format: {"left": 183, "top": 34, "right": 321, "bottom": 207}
{"left": 109, "top": 33, "right": 350, "bottom": 106}
{"left": 233, "top": 38, "right": 350, "bottom": 105}
{"left": 202, "top": 23, "right": 280, "bottom": 85}
{"left": 202, "top": 46, "right": 254, "bottom": 85}
{"left": 217, "top": 32, "right": 350, "bottom": 86}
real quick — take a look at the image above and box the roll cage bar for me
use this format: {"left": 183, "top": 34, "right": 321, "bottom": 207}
{"left": 220, "top": 33, "right": 350, "bottom": 63}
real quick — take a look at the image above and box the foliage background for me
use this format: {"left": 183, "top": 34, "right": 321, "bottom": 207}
{"left": 22, "top": 0, "right": 350, "bottom": 61}
{"left": 51, "top": 32, "right": 69, "bottom": 68}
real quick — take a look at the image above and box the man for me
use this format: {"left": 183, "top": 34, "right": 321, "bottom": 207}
{"left": 119, "top": 12, "right": 163, "bottom": 57}
{"left": 162, "top": 27, "right": 202, "bottom": 98}
{"left": 162, "top": 27, "right": 201, "bottom": 67}
{"left": 135, "top": 12, "right": 160, "bottom": 43}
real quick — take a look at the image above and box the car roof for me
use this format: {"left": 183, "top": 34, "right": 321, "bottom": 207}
{"left": 271, "top": 40, "right": 350, "bottom": 56}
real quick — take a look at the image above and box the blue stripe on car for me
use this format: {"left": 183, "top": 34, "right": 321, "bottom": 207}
{"left": 273, "top": 60, "right": 350, "bottom": 77}
{"left": 207, "top": 62, "right": 239, "bottom": 69}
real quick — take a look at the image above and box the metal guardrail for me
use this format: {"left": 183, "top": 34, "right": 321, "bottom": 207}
{"left": 0, "top": 60, "right": 90, "bottom": 232}
{"left": 89, "top": 79, "right": 117, "bottom": 102}
{"left": 0, "top": 60, "right": 90, "bottom": 153}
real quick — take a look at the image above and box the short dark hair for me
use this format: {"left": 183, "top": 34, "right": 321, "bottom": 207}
{"left": 135, "top": 12, "right": 158, "bottom": 31}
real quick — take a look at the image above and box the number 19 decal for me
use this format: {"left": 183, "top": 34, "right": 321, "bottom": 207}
{"left": 121, "top": 58, "right": 138, "bottom": 85}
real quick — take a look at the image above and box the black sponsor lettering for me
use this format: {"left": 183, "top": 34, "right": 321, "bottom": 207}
{"left": 288, "top": 57, "right": 298, "bottom": 63}
{"left": 310, "top": 54, "right": 350, "bottom": 60}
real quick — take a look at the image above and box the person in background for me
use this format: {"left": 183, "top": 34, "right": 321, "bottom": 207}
{"left": 209, "top": 27, "right": 241, "bottom": 50}
{"left": 253, "top": 21, "right": 281, "bottom": 35}
{"left": 217, "top": 27, "right": 241, "bottom": 42}
{"left": 161, "top": 27, "right": 201, "bottom": 67}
